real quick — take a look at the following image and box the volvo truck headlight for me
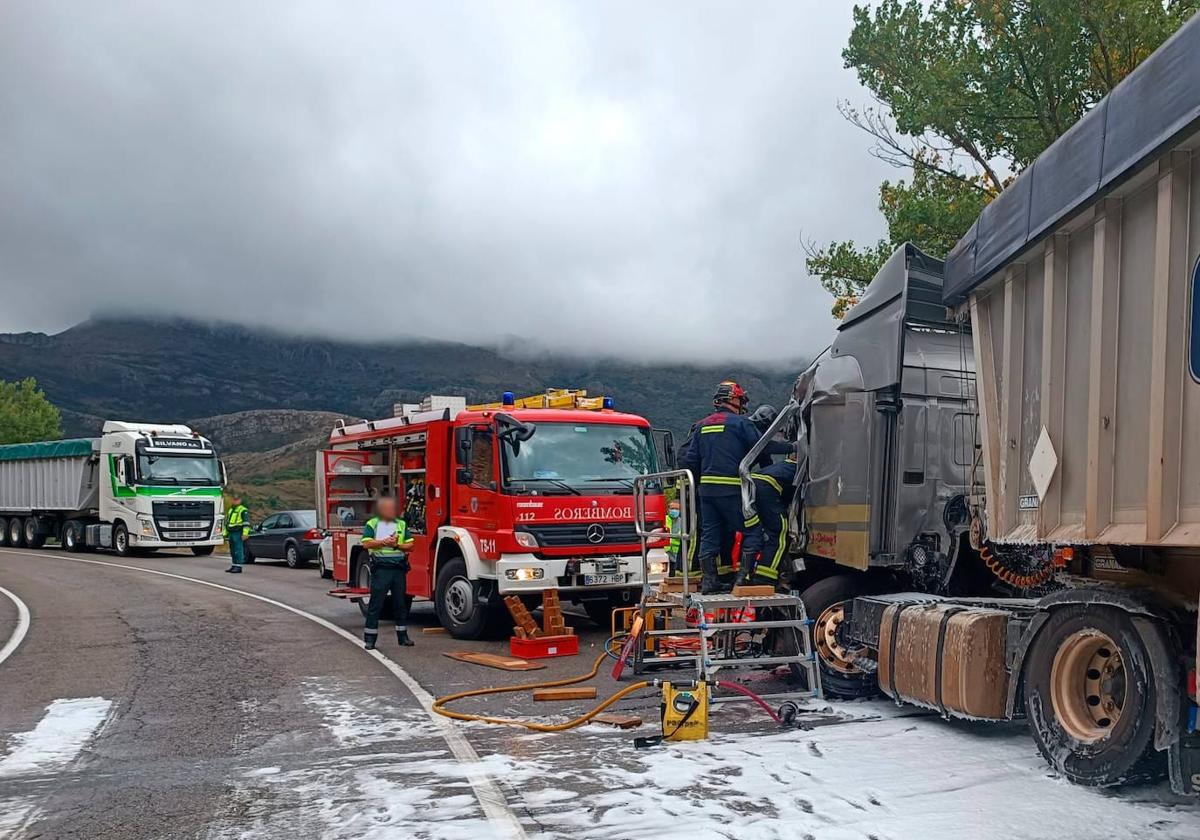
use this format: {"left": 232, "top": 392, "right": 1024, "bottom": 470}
{"left": 137, "top": 515, "right": 156, "bottom": 537}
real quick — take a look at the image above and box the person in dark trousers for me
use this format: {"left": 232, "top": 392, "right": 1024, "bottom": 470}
{"left": 361, "top": 496, "right": 416, "bottom": 650}
{"left": 224, "top": 496, "right": 250, "bottom": 574}
{"left": 681, "top": 381, "right": 788, "bottom": 594}
{"left": 738, "top": 454, "right": 798, "bottom": 588}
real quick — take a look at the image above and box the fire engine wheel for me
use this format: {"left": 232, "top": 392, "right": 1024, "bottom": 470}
{"left": 1022, "top": 605, "right": 1162, "bottom": 786}
{"left": 799, "top": 575, "right": 878, "bottom": 699}
{"left": 435, "top": 557, "right": 494, "bottom": 640}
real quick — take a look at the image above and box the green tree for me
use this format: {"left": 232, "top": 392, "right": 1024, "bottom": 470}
{"left": 0, "top": 378, "right": 63, "bottom": 445}
{"left": 808, "top": 0, "right": 1198, "bottom": 318}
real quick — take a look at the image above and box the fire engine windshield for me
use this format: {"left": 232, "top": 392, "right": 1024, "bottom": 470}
{"left": 501, "top": 423, "right": 657, "bottom": 492}
{"left": 137, "top": 454, "right": 221, "bottom": 486}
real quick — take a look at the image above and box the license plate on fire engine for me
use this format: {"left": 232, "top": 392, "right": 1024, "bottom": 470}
{"left": 584, "top": 573, "right": 622, "bottom": 586}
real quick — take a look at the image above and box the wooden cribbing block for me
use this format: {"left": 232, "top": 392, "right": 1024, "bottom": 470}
{"left": 504, "top": 595, "right": 542, "bottom": 637}
{"left": 732, "top": 585, "right": 776, "bottom": 597}
{"left": 513, "top": 626, "right": 527, "bottom": 639}
{"left": 443, "top": 651, "right": 545, "bottom": 671}
{"left": 593, "top": 713, "right": 643, "bottom": 729}
{"left": 532, "top": 687, "right": 598, "bottom": 701}
{"left": 422, "top": 627, "right": 448, "bottom": 635}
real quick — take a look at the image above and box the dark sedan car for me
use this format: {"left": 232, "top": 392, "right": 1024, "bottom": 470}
{"left": 243, "top": 510, "right": 324, "bottom": 569}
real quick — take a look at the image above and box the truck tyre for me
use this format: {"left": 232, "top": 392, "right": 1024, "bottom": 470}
{"left": 191, "top": 545, "right": 214, "bottom": 557}
{"left": 0, "top": 517, "right": 9, "bottom": 547}
{"left": 8, "top": 516, "right": 26, "bottom": 548}
{"left": 284, "top": 542, "right": 304, "bottom": 569}
{"left": 62, "top": 521, "right": 85, "bottom": 553}
{"left": 23, "top": 517, "right": 46, "bottom": 549}
{"left": 1022, "top": 605, "right": 1163, "bottom": 787}
{"left": 800, "top": 574, "right": 878, "bottom": 699}
{"left": 435, "top": 556, "right": 494, "bottom": 640}
{"left": 113, "top": 522, "right": 132, "bottom": 557}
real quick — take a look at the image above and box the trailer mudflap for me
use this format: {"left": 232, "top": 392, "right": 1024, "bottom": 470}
{"left": 1170, "top": 729, "right": 1200, "bottom": 796}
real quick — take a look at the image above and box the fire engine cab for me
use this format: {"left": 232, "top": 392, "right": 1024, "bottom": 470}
{"left": 318, "top": 391, "right": 670, "bottom": 638}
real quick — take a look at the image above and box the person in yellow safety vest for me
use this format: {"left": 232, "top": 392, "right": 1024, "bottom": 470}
{"left": 666, "top": 498, "right": 682, "bottom": 575}
{"left": 224, "top": 496, "right": 250, "bottom": 574}
{"left": 361, "top": 496, "right": 416, "bottom": 650}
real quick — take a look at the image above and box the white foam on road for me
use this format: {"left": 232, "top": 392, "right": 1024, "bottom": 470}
{"left": 0, "top": 549, "right": 527, "bottom": 840}
{"left": 0, "top": 697, "right": 113, "bottom": 837}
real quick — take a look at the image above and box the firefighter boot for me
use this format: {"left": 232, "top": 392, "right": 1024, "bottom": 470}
{"left": 364, "top": 631, "right": 378, "bottom": 651}
{"left": 396, "top": 628, "right": 414, "bottom": 647}
{"left": 699, "top": 556, "right": 721, "bottom": 594}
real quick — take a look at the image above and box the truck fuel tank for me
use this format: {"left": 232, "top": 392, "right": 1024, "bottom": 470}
{"left": 876, "top": 601, "right": 1013, "bottom": 721}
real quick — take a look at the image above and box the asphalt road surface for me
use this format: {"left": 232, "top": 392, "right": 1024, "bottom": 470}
{"left": 2, "top": 546, "right": 1198, "bottom": 840}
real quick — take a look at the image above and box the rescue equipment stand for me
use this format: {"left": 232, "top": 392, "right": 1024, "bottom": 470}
{"left": 630, "top": 471, "right": 823, "bottom": 727}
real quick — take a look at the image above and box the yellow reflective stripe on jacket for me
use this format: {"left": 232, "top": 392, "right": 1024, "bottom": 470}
{"left": 700, "top": 475, "right": 741, "bottom": 485}
{"left": 700, "top": 425, "right": 726, "bottom": 434}
{"left": 743, "top": 515, "right": 760, "bottom": 528}
{"left": 751, "top": 473, "right": 783, "bottom": 494}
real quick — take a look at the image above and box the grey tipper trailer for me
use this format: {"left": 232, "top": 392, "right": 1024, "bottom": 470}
{"left": 0, "top": 439, "right": 100, "bottom": 548}
{"left": 754, "top": 15, "right": 1200, "bottom": 794}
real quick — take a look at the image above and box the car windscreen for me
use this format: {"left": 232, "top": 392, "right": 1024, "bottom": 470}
{"left": 500, "top": 423, "right": 657, "bottom": 491}
{"left": 137, "top": 454, "right": 221, "bottom": 485}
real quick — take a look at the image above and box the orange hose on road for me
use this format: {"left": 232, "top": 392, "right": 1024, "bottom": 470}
{"left": 432, "top": 651, "right": 651, "bottom": 732}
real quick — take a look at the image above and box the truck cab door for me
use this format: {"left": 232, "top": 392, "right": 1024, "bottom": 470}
{"left": 652, "top": 429, "right": 676, "bottom": 471}
{"left": 451, "top": 425, "right": 501, "bottom": 561}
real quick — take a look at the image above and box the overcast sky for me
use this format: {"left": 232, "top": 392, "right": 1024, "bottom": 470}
{"left": 0, "top": 1, "right": 891, "bottom": 363}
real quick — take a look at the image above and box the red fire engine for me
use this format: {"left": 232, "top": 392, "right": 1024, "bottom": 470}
{"left": 317, "top": 391, "right": 671, "bottom": 638}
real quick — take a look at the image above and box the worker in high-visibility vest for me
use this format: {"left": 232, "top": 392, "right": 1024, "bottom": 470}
{"left": 223, "top": 496, "right": 250, "bottom": 574}
{"left": 361, "top": 496, "right": 416, "bottom": 650}
{"left": 665, "top": 498, "right": 682, "bottom": 575}
{"left": 738, "top": 455, "right": 798, "bottom": 588}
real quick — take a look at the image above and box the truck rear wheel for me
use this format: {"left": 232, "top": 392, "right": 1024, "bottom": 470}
{"left": 800, "top": 575, "right": 879, "bottom": 699}
{"left": 0, "top": 517, "right": 9, "bottom": 547}
{"left": 62, "top": 521, "right": 85, "bottom": 553}
{"left": 1022, "top": 605, "right": 1163, "bottom": 786}
{"left": 8, "top": 517, "right": 26, "bottom": 548}
{"left": 23, "top": 517, "right": 45, "bottom": 549}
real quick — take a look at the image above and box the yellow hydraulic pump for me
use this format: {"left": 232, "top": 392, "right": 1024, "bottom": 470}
{"left": 661, "top": 681, "right": 709, "bottom": 741}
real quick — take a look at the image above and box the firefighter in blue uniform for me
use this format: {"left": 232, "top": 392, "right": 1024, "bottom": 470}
{"left": 682, "top": 381, "right": 784, "bottom": 594}
{"left": 738, "top": 454, "right": 799, "bottom": 588}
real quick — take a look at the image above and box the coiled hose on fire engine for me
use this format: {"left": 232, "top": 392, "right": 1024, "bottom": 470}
{"left": 432, "top": 652, "right": 651, "bottom": 732}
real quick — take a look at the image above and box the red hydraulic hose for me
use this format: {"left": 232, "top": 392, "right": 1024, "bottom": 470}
{"left": 716, "top": 680, "right": 782, "bottom": 725}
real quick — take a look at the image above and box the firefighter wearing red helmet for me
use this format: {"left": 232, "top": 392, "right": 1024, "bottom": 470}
{"left": 680, "top": 380, "right": 787, "bottom": 593}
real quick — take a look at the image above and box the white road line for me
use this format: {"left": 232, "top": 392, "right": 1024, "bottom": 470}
{"left": 0, "top": 549, "right": 527, "bottom": 840}
{"left": 0, "top": 584, "right": 32, "bottom": 667}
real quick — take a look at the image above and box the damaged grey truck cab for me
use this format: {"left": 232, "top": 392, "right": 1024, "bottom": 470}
{"left": 745, "top": 244, "right": 978, "bottom": 698}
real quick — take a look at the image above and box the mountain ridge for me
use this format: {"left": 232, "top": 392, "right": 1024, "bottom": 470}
{"left": 0, "top": 318, "right": 807, "bottom": 439}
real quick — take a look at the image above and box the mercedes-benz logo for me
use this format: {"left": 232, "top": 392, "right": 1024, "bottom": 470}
{"left": 585, "top": 523, "right": 605, "bottom": 543}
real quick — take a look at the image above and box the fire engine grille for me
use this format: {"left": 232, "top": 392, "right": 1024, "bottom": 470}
{"left": 522, "top": 521, "right": 648, "bottom": 548}
{"left": 152, "top": 500, "right": 215, "bottom": 541}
